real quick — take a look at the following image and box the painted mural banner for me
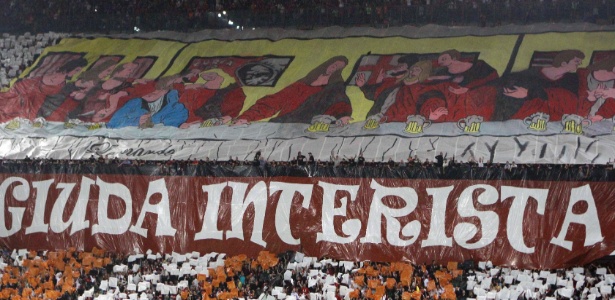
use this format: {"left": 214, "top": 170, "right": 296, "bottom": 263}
{"left": 0, "top": 173, "right": 614, "bottom": 269}
{"left": 2, "top": 32, "right": 615, "bottom": 163}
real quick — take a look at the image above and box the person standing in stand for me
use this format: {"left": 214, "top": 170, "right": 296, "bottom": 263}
{"left": 253, "top": 150, "right": 262, "bottom": 166}
{"left": 297, "top": 151, "right": 306, "bottom": 166}
{"left": 435, "top": 152, "right": 444, "bottom": 175}
{"left": 307, "top": 152, "right": 316, "bottom": 177}
{"left": 357, "top": 151, "right": 366, "bottom": 166}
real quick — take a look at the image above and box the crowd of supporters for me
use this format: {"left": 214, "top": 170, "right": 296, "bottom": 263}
{"left": 0, "top": 32, "right": 64, "bottom": 88}
{"left": 2, "top": 154, "right": 615, "bottom": 181}
{"left": 1, "top": 0, "right": 614, "bottom": 33}
{"left": 0, "top": 247, "right": 614, "bottom": 300}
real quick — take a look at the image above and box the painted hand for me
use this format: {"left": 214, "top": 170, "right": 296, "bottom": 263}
{"left": 356, "top": 72, "right": 367, "bottom": 87}
{"left": 139, "top": 114, "right": 151, "bottom": 125}
{"left": 231, "top": 119, "right": 249, "bottom": 126}
{"left": 429, "top": 107, "right": 448, "bottom": 120}
{"left": 448, "top": 86, "right": 468, "bottom": 95}
{"left": 376, "top": 69, "right": 385, "bottom": 84}
{"left": 336, "top": 116, "right": 354, "bottom": 126}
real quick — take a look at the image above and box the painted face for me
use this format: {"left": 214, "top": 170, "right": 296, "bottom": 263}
{"left": 437, "top": 54, "right": 452, "bottom": 67}
{"left": 389, "top": 63, "right": 409, "bottom": 78}
{"left": 115, "top": 63, "right": 139, "bottom": 79}
{"left": 326, "top": 60, "right": 346, "bottom": 75}
{"left": 65, "top": 66, "right": 83, "bottom": 79}
{"left": 45, "top": 72, "right": 68, "bottom": 86}
{"left": 200, "top": 72, "right": 221, "bottom": 81}
{"left": 564, "top": 57, "right": 583, "bottom": 72}
{"left": 75, "top": 79, "right": 95, "bottom": 89}
{"left": 409, "top": 65, "right": 423, "bottom": 78}
{"left": 98, "top": 64, "right": 117, "bottom": 79}
{"left": 393, "top": 63, "right": 408, "bottom": 73}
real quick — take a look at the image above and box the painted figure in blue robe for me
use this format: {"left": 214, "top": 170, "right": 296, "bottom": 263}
{"left": 107, "top": 75, "right": 189, "bottom": 129}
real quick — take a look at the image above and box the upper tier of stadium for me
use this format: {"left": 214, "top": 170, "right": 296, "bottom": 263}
{"left": 1, "top": 0, "right": 614, "bottom": 34}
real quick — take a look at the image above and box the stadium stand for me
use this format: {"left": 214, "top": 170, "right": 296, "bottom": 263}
{"left": 1, "top": 248, "right": 614, "bottom": 300}
{"left": 0, "top": 32, "right": 65, "bottom": 88}
{"left": 3, "top": 2, "right": 615, "bottom": 300}
{"left": 0, "top": 157, "right": 614, "bottom": 181}
{"left": 0, "top": 0, "right": 614, "bottom": 33}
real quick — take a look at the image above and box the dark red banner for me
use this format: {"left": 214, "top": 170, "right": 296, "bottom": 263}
{"left": 1, "top": 174, "right": 614, "bottom": 269}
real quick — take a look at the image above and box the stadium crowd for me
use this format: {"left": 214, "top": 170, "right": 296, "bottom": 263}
{"left": 0, "top": 247, "right": 614, "bottom": 300}
{"left": 0, "top": 32, "right": 64, "bottom": 88}
{"left": 0, "top": 0, "right": 614, "bottom": 33}
{"left": 2, "top": 154, "right": 615, "bottom": 181}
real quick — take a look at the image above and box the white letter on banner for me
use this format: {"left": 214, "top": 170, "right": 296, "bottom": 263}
{"left": 501, "top": 186, "right": 548, "bottom": 254}
{"left": 550, "top": 184, "right": 603, "bottom": 250}
{"left": 194, "top": 182, "right": 226, "bottom": 240}
{"left": 55, "top": 177, "right": 93, "bottom": 235}
{"left": 0, "top": 177, "right": 29, "bottom": 237}
{"left": 91, "top": 177, "right": 132, "bottom": 235}
{"left": 421, "top": 186, "right": 454, "bottom": 247}
{"left": 360, "top": 180, "right": 420, "bottom": 246}
{"left": 316, "top": 182, "right": 360, "bottom": 244}
{"left": 26, "top": 179, "right": 54, "bottom": 234}
{"left": 29, "top": 178, "right": 91, "bottom": 235}
{"left": 453, "top": 184, "right": 499, "bottom": 249}
{"left": 270, "top": 182, "right": 313, "bottom": 245}
{"left": 130, "top": 179, "right": 176, "bottom": 237}
{"left": 225, "top": 181, "right": 268, "bottom": 247}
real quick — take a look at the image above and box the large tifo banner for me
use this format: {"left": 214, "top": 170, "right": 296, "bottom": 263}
{"left": 2, "top": 32, "right": 615, "bottom": 163}
{"left": 0, "top": 174, "right": 614, "bottom": 269}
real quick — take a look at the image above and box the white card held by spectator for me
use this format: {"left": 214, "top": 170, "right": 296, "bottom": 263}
{"left": 100, "top": 280, "right": 109, "bottom": 290}
{"left": 294, "top": 252, "right": 305, "bottom": 263}
{"left": 109, "top": 277, "right": 118, "bottom": 288}
{"left": 557, "top": 288, "right": 573, "bottom": 298}
{"left": 600, "top": 285, "right": 612, "bottom": 295}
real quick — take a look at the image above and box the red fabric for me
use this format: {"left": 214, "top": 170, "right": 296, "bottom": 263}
{"left": 371, "top": 78, "right": 400, "bottom": 100}
{"left": 179, "top": 85, "right": 246, "bottom": 123}
{"left": 545, "top": 88, "right": 589, "bottom": 121}
{"left": 1, "top": 175, "right": 615, "bottom": 269}
{"left": 419, "top": 83, "right": 496, "bottom": 122}
{"left": 463, "top": 67, "right": 498, "bottom": 90}
{"left": 220, "top": 87, "right": 247, "bottom": 119}
{"left": 594, "top": 96, "right": 615, "bottom": 120}
{"left": 380, "top": 83, "right": 429, "bottom": 122}
{"left": 46, "top": 97, "right": 80, "bottom": 122}
{"left": 509, "top": 97, "right": 549, "bottom": 120}
{"left": 324, "top": 101, "right": 352, "bottom": 119}
{"left": 180, "top": 88, "right": 217, "bottom": 123}
{"left": 0, "top": 77, "right": 64, "bottom": 122}
{"left": 238, "top": 82, "right": 322, "bottom": 122}
{"left": 542, "top": 69, "right": 591, "bottom": 121}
